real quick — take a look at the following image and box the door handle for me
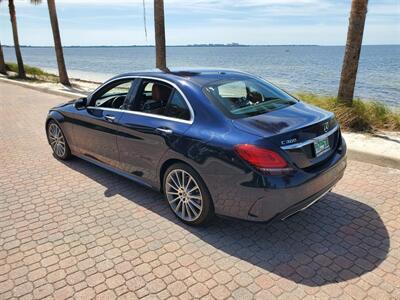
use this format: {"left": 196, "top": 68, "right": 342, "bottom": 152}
{"left": 104, "top": 115, "right": 116, "bottom": 123}
{"left": 156, "top": 127, "right": 173, "bottom": 134}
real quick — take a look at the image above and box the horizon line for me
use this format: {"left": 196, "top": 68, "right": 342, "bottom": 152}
{"left": 2, "top": 43, "right": 399, "bottom": 48}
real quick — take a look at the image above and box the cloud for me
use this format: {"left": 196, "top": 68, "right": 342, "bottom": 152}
{"left": 1, "top": 0, "right": 398, "bottom": 46}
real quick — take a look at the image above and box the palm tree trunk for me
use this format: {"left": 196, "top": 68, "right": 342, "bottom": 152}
{"left": 47, "top": 0, "right": 70, "bottom": 86}
{"left": 154, "top": 0, "right": 167, "bottom": 71}
{"left": 8, "top": 0, "right": 26, "bottom": 78}
{"left": 337, "top": 0, "right": 368, "bottom": 105}
{"left": 0, "top": 41, "right": 7, "bottom": 75}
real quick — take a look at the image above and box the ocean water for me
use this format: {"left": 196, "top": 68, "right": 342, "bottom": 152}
{"left": 3, "top": 45, "right": 399, "bottom": 107}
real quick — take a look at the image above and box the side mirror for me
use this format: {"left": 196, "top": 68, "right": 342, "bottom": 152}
{"left": 74, "top": 97, "right": 87, "bottom": 109}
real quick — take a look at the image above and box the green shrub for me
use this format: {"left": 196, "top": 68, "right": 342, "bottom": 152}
{"left": 297, "top": 93, "right": 400, "bottom": 132}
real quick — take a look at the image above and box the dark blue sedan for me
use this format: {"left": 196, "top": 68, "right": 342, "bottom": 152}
{"left": 46, "top": 69, "right": 347, "bottom": 225}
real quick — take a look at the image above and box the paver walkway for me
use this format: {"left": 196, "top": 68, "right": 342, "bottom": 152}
{"left": 0, "top": 81, "right": 399, "bottom": 299}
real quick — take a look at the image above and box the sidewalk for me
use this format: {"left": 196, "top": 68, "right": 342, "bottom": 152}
{"left": 1, "top": 79, "right": 399, "bottom": 299}
{"left": 1, "top": 76, "right": 399, "bottom": 170}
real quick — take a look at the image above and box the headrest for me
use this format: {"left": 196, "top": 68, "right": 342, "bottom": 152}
{"left": 152, "top": 83, "right": 172, "bottom": 102}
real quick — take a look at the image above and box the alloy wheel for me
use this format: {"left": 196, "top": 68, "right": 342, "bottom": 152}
{"left": 48, "top": 123, "right": 66, "bottom": 158}
{"left": 165, "top": 169, "right": 203, "bottom": 222}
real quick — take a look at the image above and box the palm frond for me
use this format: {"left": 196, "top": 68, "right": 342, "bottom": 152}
{"left": 30, "top": 0, "right": 42, "bottom": 5}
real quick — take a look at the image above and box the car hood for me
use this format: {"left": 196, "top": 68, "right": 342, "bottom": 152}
{"left": 232, "top": 102, "right": 333, "bottom": 138}
{"left": 51, "top": 99, "right": 77, "bottom": 110}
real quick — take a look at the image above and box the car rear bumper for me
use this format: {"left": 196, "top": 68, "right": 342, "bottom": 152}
{"left": 269, "top": 175, "right": 340, "bottom": 222}
{"left": 244, "top": 153, "right": 347, "bottom": 222}
{"left": 206, "top": 139, "right": 347, "bottom": 222}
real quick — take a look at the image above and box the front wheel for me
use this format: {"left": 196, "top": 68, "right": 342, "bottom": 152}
{"left": 163, "top": 163, "right": 214, "bottom": 226}
{"left": 47, "top": 121, "right": 71, "bottom": 160}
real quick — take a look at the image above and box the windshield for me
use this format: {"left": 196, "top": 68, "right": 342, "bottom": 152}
{"left": 203, "top": 77, "right": 298, "bottom": 118}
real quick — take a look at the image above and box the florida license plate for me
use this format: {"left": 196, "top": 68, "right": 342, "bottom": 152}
{"left": 314, "top": 138, "right": 330, "bottom": 157}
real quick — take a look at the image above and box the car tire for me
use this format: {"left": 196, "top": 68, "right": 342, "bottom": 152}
{"left": 163, "top": 163, "right": 214, "bottom": 226}
{"left": 47, "top": 120, "right": 71, "bottom": 160}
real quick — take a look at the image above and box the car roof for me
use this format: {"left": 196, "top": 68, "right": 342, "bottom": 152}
{"left": 111, "top": 68, "right": 257, "bottom": 87}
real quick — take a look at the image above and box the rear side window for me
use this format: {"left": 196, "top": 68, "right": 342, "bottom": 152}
{"left": 132, "top": 79, "right": 191, "bottom": 121}
{"left": 203, "top": 77, "right": 297, "bottom": 119}
{"left": 133, "top": 80, "right": 173, "bottom": 115}
{"left": 164, "top": 91, "right": 191, "bottom": 121}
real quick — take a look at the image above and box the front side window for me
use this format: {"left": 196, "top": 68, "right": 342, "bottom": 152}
{"left": 203, "top": 77, "right": 297, "bottom": 118}
{"left": 133, "top": 80, "right": 191, "bottom": 121}
{"left": 90, "top": 79, "right": 134, "bottom": 109}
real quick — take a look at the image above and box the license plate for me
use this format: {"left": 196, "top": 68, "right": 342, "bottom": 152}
{"left": 314, "top": 137, "right": 330, "bottom": 156}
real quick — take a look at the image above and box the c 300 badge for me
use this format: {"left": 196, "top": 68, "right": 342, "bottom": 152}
{"left": 281, "top": 138, "right": 297, "bottom": 145}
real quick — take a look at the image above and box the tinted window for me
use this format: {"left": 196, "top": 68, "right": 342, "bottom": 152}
{"left": 90, "top": 79, "right": 134, "bottom": 109}
{"left": 133, "top": 80, "right": 173, "bottom": 115}
{"left": 164, "top": 91, "right": 191, "bottom": 120}
{"left": 203, "top": 78, "right": 297, "bottom": 119}
{"left": 132, "top": 80, "right": 191, "bottom": 121}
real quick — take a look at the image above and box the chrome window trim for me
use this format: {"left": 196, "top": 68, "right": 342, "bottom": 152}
{"left": 281, "top": 124, "right": 339, "bottom": 150}
{"left": 86, "top": 106, "right": 193, "bottom": 124}
{"left": 88, "top": 75, "right": 194, "bottom": 125}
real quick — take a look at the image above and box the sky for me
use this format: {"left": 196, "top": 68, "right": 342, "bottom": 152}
{"left": 0, "top": 0, "right": 399, "bottom": 46}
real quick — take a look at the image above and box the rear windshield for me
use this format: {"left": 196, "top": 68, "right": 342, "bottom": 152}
{"left": 203, "top": 78, "right": 297, "bottom": 119}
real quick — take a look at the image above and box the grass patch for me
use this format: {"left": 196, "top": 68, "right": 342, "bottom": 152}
{"left": 5, "top": 62, "right": 58, "bottom": 82}
{"left": 297, "top": 93, "right": 400, "bottom": 132}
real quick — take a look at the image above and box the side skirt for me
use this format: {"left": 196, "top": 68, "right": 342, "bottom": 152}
{"left": 74, "top": 153, "right": 156, "bottom": 190}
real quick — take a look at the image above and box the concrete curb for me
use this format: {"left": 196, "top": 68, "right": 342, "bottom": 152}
{"left": 2, "top": 77, "right": 399, "bottom": 170}
{"left": 347, "top": 149, "right": 400, "bottom": 170}
{"left": 0, "top": 77, "right": 87, "bottom": 98}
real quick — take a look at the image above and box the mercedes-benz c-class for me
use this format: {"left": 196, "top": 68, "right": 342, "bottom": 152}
{"left": 46, "top": 69, "right": 347, "bottom": 225}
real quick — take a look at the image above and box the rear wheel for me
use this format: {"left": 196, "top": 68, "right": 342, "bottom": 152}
{"left": 163, "top": 163, "right": 214, "bottom": 226}
{"left": 47, "top": 121, "right": 71, "bottom": 160}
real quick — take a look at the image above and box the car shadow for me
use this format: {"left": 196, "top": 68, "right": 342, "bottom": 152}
{"left": 61, "top": 158, "right": 390, "bottom": 287}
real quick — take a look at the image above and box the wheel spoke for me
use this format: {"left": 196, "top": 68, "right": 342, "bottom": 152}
{"left": 167, "top": 182, "right": 179, "bottom": 192}
{"left": 166, "top": 191, "right": 179, "bottom": 196}
{"left": 185, "top": 176, "right": 192, "bottom": 190}
{"left": 186, "top": 203, "right": 193, "bottom": 219}
{"left": 181, "top": 202, "right": 186, "bottom": 219}
{"left": 174, "top": 171, "right": 182, "bottom": 187}
{"left": 175, "top": 199, "right": 183, "bottom": 213}
{"left": 168, "top": 195, "right": 180, "bottom": 204}
{"left": 188, "top": 199, "right": 201, "bottom": 210}
{"left": 181, "top": 171, "right": 185, "bottom": 188}
{"left": 187, "top": 201, "right": 197, "bottom": 215}
{"left": 188, "top": 185, "right": 199, "bottom": 194}
{"left": 169, "top": 175, "right": 180, "bottom": 190}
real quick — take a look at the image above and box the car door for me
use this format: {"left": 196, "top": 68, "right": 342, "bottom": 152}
{"left": 72, "top": 78, "right": 137, "bottom": 168}
{"left": 117, "top": 78, "right": 193, "bottom": 185}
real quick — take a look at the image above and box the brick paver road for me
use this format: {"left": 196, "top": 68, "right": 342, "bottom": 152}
{"left": 1, "top": 81, "right": 399, "bottom": 299}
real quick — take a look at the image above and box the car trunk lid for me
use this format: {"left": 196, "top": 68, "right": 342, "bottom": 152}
{"left": 232, "top": 102, "right": 340, "bottom": 169}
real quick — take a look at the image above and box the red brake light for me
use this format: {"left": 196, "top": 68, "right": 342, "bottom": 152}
{"left": 234, "top": 144, "right": 288, "bottom": 169}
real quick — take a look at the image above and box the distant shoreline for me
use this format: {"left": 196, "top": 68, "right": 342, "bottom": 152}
{"left": 2, "top": 44, "right": 399, "bottom": 48}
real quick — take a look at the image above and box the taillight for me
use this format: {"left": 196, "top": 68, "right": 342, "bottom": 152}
{"left": 234, "top": 144, "right": 291, "bottom": 174}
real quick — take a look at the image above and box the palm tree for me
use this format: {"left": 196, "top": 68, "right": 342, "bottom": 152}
{"left": 32, "top": 0, "right": 71, "bottom": 86}
{"left": 1, "top": 0, "right": 26, "bottom": 78}
{"left": 337, "top": 0, "right": 369, "bottom": 105}
{"left": 0, "top": 41, "right": 7, "bottom": 74}
{"left": 154, "top": 0, "right": 167, "bottom": 71}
